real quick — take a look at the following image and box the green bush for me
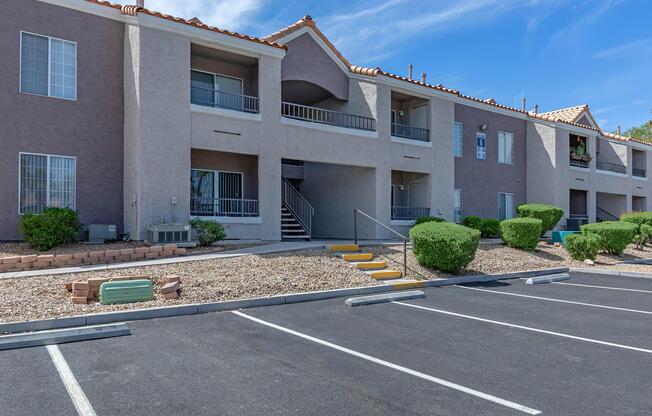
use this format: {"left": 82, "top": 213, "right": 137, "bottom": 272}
{"left": 580, "top": 221, "right": 636, "bottom": 255}
{"left": 564, "top": 233, "right": 601, "bottom": 261}
{"left": 462, "top": 216, "right": 483, "bottom": 230}
{"left": 414, "top": 216, "right": 445, "bottom": 226}
{"left": 410, "top": 221, "right": 480, "bottom": 274}
{"left": 633, "top": 223, "right": 652, "bottom": 250}
{"left": 480, "top": 218, "right": 501, "bottom": 238}
{"left": 189, "top": 218, "right": 227, "bottom": 246}
{"left": 19, "top": 207, "right": 80, "bottom": 251}
{"left": 516, "top": 203, "right": 564, "bottom": 233}
{"left": 500, "top": 218, "right": 542, "bottom": 250}
{"left": 621, "top": 212, "right": 652, "bottom": 249}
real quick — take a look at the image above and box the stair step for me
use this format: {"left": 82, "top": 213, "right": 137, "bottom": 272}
{"left": 282, "top": 224, "right": 302, "bottom": 228}
{"left": 341, "top": 253, "right": 373, "bottom": 262}
{"left": 354, "top": 261, "right": 387, "bottom": 270}
{"left": 283, "top": 234, "right": 311, "bottom": 239}
{"left": 329, "top": 244, "right": 359, "bottom": 252}
{"left": 282, "top": 229, "right": 307, "bottom": 233}
{"left": 367, "top": 270, "right": 403, "bottom": 280}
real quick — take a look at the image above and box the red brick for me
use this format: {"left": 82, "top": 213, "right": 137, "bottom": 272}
{"left": 129, "top": 253, "right": 145, "bottom": 260}
{"left": 2, "top": 256, "right": 21, "bottom": 265}
{"left": 162, "top": 275, "right": 181, "bottom": 284}
{"left": 65, "top": 282, "right": 74, "bottom": 291}
{"left": 72, "top": 296, "right": 87, "bottom": 304}
{"left": 72, "top": 281, "right": 89, "bottom": 291}
{"left": 36, "top": 255, "right": 55, "bottom": 262}
{"left": 104, "top": 249, "right": 120, "bottom": 257}
{"left": 160, "top": 281, "right": 180, "bottom": 294}
{"left": 20, "top": 255, "right": 37, "bottom": 263}
{"left": 120, "top": 248, "right": 135, "bottom": 256}
{"left": 161, "top": 250, "right": 175, "bottom": 257}
{"left": 174, "top": 248, "right": 187, "bottom": 256}
{"left": 55, "top": 254, "right": 73, "bottom": 261}
{"left": 73, "top": 252, "right": 88, "bottom": 260}
{"left": 134, "top": 247, "right": 150, "bottom": 254}
{"left": 0, "top": 264, "right": 15, "bottom": 272}
{"left": 149, "top": 245, "right": 163, "bottom": 253}
{"left": 163, "top": 243, "right": 177, "bottom": 251}
{"left": 32, "top": 261, "right": 51, "bottom": 268}
{"left": 162, "top": 291, "right": 178, "bottom": 300}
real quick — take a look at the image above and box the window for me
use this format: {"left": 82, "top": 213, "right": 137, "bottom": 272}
{"left": 498, "top": 131, "right": 514, "bottom": 164}
{"left": 191, "top": 70, "right": 243, "bottom": 110}
{"left": 20, "top": 32, "right": 77, "bottom": 100}
{"left": 476, "top": 132, "right": 486, "bottom": 160}
{"left": 454, "top": 122, "right": 463, "bottom": 157}
{"left": 453, "top": 189, "right": 463, "bottom": 224}
{"left": 19, "top": 153, "right": 76, "bottom": 214}
{"left": 498, "top": 193, "right": 514, "bottom": 221}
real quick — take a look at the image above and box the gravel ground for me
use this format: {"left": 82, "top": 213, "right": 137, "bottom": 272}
{"left": 370, "top": 242, "right": 652, "bottom": 279}
{"left": 0, "top": 249, "right": 377, "bottom": 323}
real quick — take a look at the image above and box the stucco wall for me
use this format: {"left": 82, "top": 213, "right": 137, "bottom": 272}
{"left": 596, "top": 138, "right": 627, "bottom": 166}
{"left": 454, "top": 103, "right": 527, "bottom": 219}
{"left": 0, "top": 0, "right": 124, "bottom": 240}
{"left": 191, "top": 149, "right": 258, "bottom": 199}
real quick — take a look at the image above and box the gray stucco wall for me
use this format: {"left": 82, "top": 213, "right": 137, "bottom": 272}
{"left": 191, "top": 149, "right": 258, "bottom": 199}
{"left": 454, "top": 103, "right": 527, "bottom": 219}
{"left": 596, "top": 138, "right": 627, "bottom": 166}
{"left": 0, "top": 0, "right": 124, "bottom": 240}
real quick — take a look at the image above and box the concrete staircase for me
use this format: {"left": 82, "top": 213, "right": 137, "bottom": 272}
{"left": 282, "top": 205, "right": 310, "bottom": 240}
{"left": 328, "top": 244, "right": 403, "bottom": 280}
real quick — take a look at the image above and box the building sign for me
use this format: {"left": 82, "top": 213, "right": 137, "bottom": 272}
{"left": 476, "top": 132, "right": 486, "bottom": 159}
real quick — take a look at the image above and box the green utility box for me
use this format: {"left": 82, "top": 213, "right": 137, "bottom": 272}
{"left": 99, "top": 279, "right": 153, "bottom": 305}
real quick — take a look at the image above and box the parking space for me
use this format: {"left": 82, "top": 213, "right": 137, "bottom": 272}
{"left": 2, "top": 271, "right": 652, "bottom": 415}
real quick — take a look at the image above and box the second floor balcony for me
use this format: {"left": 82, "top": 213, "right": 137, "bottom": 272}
{"left": 391, "top": 123, "right": 430, "bottom": 142}
{"left": 596, "top": 160, "right": 626, "bottom": 174}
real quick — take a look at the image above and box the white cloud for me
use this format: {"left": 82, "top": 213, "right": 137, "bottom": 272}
{"left": 592, "top": 39, "right": 652, "bottom": 59}
{"left": 144, "top": 0, "right": 264, "bottom": 32}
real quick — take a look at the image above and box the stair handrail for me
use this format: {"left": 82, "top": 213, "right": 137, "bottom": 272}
{"left": 596, "top": 206, "right": 619, "bottom": 222}
{"left": 353, "top": 208, "right": 408, "bottom": 278}
{"left": 281, "top": 177, "right": 314, "bottom": 237}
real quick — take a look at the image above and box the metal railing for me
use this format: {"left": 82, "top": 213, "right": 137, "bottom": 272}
{"left": 354, "top": 209, "right": 409, "bottom": 278}
{"left": 391, "top": 123, "right": 430, "bottom": 142}
{"left": 569, "top": 158, "right": 590, "bottom": 168}
{"left": 190, "top": 197, "right": 259, "bottom": 217}
{"left": 596, "top": 160, "right": 626, "bottom": 174}
{"left": 281, "top": 102, "right": 376, "bottom": 131}
{"left": 391, "top": 206, "right": 430, "bottom": 221}
{"left": 633, "top": 168, "right": 647, "bottom": 178}
{"left": 191, "top": 86, "right": 259, "bottom": 113}
{"left": 281, "top": 178, "right": 314, "bottom": 237}
{"left": 596, "top": 206, "right": 619, "bottom": 222}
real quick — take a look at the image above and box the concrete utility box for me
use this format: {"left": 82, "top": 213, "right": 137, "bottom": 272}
{"left": 99, "top": 280, "right": 153, "bottom": 305}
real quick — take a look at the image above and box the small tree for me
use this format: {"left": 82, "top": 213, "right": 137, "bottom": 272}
{"left": 189, "top": 219, "right": 227, "bottom": 246}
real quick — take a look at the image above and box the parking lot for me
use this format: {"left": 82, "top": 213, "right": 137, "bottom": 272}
{"left": 3, "top": 271, "right": 652, "bottom": 415}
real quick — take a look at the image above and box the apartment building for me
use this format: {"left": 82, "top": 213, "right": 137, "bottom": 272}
{"left": 1, "top": 0, "right": 649, "bottom": 242}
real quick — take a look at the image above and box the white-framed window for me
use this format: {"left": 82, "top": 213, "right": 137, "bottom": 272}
{"left": 454, "top": 122, "right": 463, "bottom": 157}
{"left": 453, "top": 189, "right": 463, "bottom": 224}
{"left": 20, "top": 32, "right": 77, "bottom": 100}
{"left": 19, "top": 153, "right": 76, "bottom": 214}
{"left": 476, "top": 132, "right": 486, "bottom": 160}
{"left": 498, "top": 193, "right": 514, "bottom": 221}
{"left": 498, "top": 131, "right": 514, "bottom": 164}
{"left": 190, "top": 69, "right": 244, "bottom": 110}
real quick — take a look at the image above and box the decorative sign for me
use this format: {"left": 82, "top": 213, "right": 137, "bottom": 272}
{"left": 476, "top": 132, "right": 487, "bottom": 159}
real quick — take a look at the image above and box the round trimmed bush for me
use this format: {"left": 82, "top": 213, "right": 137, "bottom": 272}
{"left": 414, "top": 216, "right": 445, "bottom": 226}
{"left": 462, "top": 215, "right": 483, "bottom": 230}
{"left": 480, "top": 218, "right": 500, "bottom": 238}
{"left": 621, "top": 212, "right": 652, "bottom": 249}
{"left": 516, "top": 203, "right": 564, "bottom": 233}
{"left": 19, "top": 207, "right": 80, "bottom": 251}
{"left": 409, "top": 221, "right": 480, "bottom": 274}
{"left": 580, "top": 221, "right": 636, "bottom": 255}
{"left": 189, "top": 218, "right": 227, "bottom": 246}
{"left": 500, "top": 218, "right": 542, "bottom": 250}
{"left": 564, "top": 233, "right": 601, "bottom": 261}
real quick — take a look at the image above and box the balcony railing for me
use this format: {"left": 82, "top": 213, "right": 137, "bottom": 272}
{"left": 391, "top": 206, "right": 430, "bottom": 221}
{"left": 569, "top": 158, "right": 589, "bottom": 168}
{"left": 391, "top": 123, "right": 430, "bottom": 142}
{"left": 281, "top": 102, "right": 375, "bottom": 131}
{"left": 596, "top": 160, "right": 626, "bottom": 174}
{"left": 191, "top": 86, "right": 259, "bottom": 113}
{"left": 633, "top": 167, "right": 647, "bottom": 178}
{"left": 190, "top": 197, "right": 259, "bottom": 217}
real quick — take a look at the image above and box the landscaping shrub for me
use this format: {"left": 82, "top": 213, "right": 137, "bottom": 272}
{"left": 564, "top": 233, "right": 601, "bottom": 261}
{"left": 621, "top": 212, "right": 652, "bottom": 249}
{"left": 580, "top": 221, "right": 636, "bottom": 255}
{"left": 409, "top": 221, "right": 480, "bottom": 274}
{"left": 516, "top": 203, "right": 564, "bottom": 233}
{"left": 189, "top": 218, "right": 227, "bottom": 246}
{"left": 633, "top": 223, "right": 652, "bottom": 250}
{"left": 462, "top": 215, "right": 483, "bottom": 230}
{"left": 499, "top": 218, "right": 542, "bottom": 250}
{"left": 19, "top": 207, "right": 80, "bottom": 251}
{"left": 480, "top": 218, "right": 501, "bottom": 238}
{"left": 414, "top": 216, "right": 445, "bottom": 226}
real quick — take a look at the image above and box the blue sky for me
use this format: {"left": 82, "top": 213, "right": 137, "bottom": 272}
{"left": 149, "top": 0, "right": 651, "bottom": 131}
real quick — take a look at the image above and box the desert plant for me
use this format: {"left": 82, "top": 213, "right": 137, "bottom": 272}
{"left": 632, "top": 223, "right": 652, "bottom": 250}
{"left": 516, "top": 203, "right": 564, "bottom": 233}
{"left": 621, "top": 212, "right": 652, "bottom": 249}
{"left": 564, "top": 233, "right": 601, "bottom": 261}
{"left": 414, "top": 216, "right": 445, "bottom": 226}
{"left": 189, "top": 218, "right": 226, "bottom": 246}
{"left": 500, "top": 217, "right": 542, "bottom": 250}
{"left": 580, "top": 221, "right": 636, "bottom": 255}
{"left": 19, "top": 207, "right": 80, "bottom": 251}
{"left": 462, "top": 215, "right": 483, "bottom": 230}
{"left": 409, "top": 221, "right": 480, "bottom": 274}
{"left": 480, "top": 218, "right": 501, "bottom": 238}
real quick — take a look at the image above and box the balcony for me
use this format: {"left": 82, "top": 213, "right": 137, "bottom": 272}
{"left": 391, "top": 206, "right": 430, "bottom": 221}
{"left": 569, "top": 133, "right": 590, "bottom": 168}
{"left": 633, "top": 168, "right": 647, "bottom": 178}
{"left": 190, "top": 197, "right": 259, "bottom": 217}
{"left": 281, "top": 102, "right": 375, "bottom": 131}
{"left": 596, "top": 160, "right": 626, "bottom": 174}
{"left": 191, "top": 86, "right": 259, "bottom": 114}
{"left": 391, "top": 123, "right": 430, "bottom": 142}
{"left": 632, "top": 148, "right": 647, "bottom": 178}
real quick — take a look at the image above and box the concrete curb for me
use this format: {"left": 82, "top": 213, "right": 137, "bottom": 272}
{"left": 620, "top": 258, "right": 652, "bottom": 265}
{"left": 570, "top": 268, "right": 652, "bottom": 279}
{"left": 345, "top": 290, "right": 425, "bottom": 307}
{"left": 525, "top": 273, "right": 571, "bottom": 285}
{"left": 0, "top": 323, "right": 130, "bottom": 350}
{"left": 0, "top": 267, "right": 569, "bottom": 334}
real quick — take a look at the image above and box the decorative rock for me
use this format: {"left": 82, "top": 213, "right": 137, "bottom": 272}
{"left": 162, "top": 275, "right": 181, "bottom": 284}
{"left": 583, "top": 259, "right": 595, "bottom": 265}
{"left": 162, "top": 291, "right": 178, "bottom": 300}
{"left": 72, "top": 296, "right": 88, "bottom": 304}
{"left": 160, "top": 281, "right": 180, "bottom": 294}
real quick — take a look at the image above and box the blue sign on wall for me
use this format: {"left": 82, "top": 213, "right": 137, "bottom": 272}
{"left": 476, "top": 132, "right": 487, "bottom": 159}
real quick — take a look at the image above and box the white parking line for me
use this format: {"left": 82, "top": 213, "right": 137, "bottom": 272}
{"left": 392, "top": 301, "right": 652, "bottom": 355}
{"left": 232, "top": 310, "right": 541, "bottom": 415}
{"left": 455, "top": 285, "right": 652, "bottom": 316}
{"left": 46, "top": 345, "right": 97, "bottom": 416}
{"left": 553, "top": 282, "right": 652, "bottom": 294}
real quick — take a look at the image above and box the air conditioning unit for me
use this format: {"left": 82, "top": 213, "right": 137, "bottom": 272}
{"left": 146, "top": 223, "right": 195, "bottom": 247}
{"left": 81, "top": 224, "right": 118, "bottom": 243}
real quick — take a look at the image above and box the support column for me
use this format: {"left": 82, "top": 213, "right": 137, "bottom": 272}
{"left": 258, "top": 154, "right": 281, "bottom": 240}
{"left": 374, "top": 165, "right": 392, "bottom": 239}
{"left": 429, "top": 96, "right": 455, "bottom": 221}
{"left": 588, "top": 190, "right": 596, "bottom": 223}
